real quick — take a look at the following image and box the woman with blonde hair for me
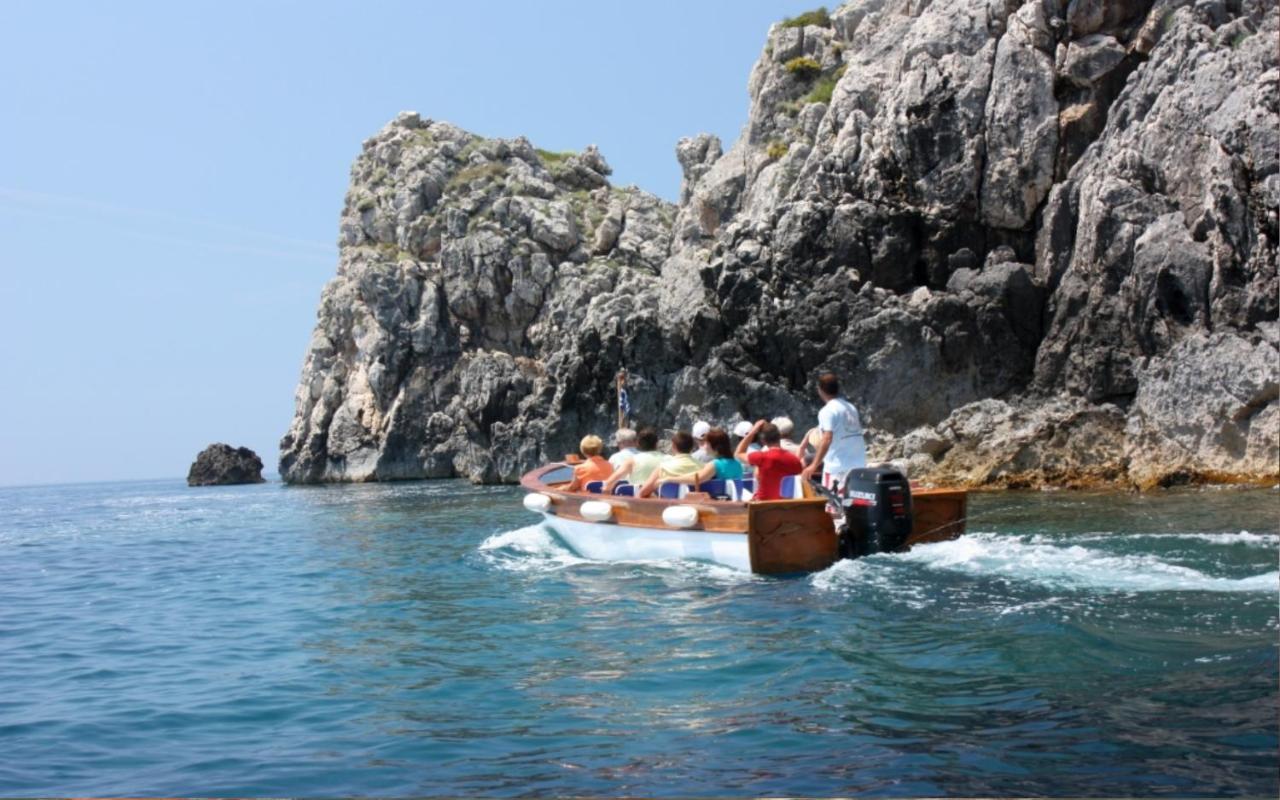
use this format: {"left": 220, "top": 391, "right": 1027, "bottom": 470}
{"left": 566, "top": 434, "right": 613, "bottom": 491}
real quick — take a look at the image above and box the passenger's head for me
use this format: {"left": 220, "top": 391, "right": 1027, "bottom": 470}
{"left": 705, "top": 428, "right": 733, "bottom": 459}
{"left": 817, "top": 372, "right": 840, "bottom": 399}
{"left": 759, "top": 423, "right": 782, "bottom": 446}
{"left": 732, "top": 420, "right": 753, "bottom": 439}
{"left": 691, "top": 420, "right": 711, "bottom": 444}
{"left": 670, "top": 431, "right": 694, "bottom": 454}
{"left": 805, "top": 427, "right": 823, "bottom": 450}
{"left": 614, "top": 428, "right": 637, "bottom": 449}
{"left": 771, "top": 416, "right": 795, "bottom": 438}
{"left": 579, "top": 435, "right": 604, "bottom": 457}
{"left": 636, "top": 427, "right": 659, "bottom": 452}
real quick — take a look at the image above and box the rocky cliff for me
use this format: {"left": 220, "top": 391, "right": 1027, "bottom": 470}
{"left": 281, "top": 0, "right": 1278, "bottom": 489}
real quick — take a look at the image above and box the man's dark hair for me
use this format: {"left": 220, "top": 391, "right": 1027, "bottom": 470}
{"left": 637, "top": 427, "right": 659, "bottom": 451}
{"left": 759, "top": 423, "right": 782, "bottom": 446}
{"left": 818, "top": 372, "right": 840, "bottom": 397}
{"left": 671, "top": 431, "right": 694, "bottom": 454}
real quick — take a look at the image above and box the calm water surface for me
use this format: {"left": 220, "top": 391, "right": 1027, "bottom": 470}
{"left": 0, "top": 479, "right": 1276, "bottom": 796}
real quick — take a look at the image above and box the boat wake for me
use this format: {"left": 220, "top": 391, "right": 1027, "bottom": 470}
{"left": 1038, "top": 530, "right": 1280, "bottom": 548}
{"left": 814, "top": 532, "right": 1279, "bottom": 594}
{"left": 477, "top": 524, "right": 589, "bottom": 573}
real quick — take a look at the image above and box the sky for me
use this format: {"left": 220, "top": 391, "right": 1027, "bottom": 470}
{"left": 0, "top": 0, "right": 824, "bottom": 486}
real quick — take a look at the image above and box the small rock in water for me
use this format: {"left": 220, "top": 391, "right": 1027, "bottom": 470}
{"left": 188, "top": 444, "right": 265, "bottom": 487}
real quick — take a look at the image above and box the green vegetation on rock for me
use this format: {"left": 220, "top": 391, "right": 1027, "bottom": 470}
{"left": 803, "top": 64, "right": 846, "bottom": 105}
{"left": 781, "top": 6, "right": 830, "bottom": 29}
{"left": 446, "top": 161, "right": 507, "bottom": 190}
{"left": 766, "top": 140, "right": 789, "bottom": 160}
{"left": 784, "top": 56, "right": 822, "bottom": 78}
{"left": 536, "top": 148, "right": 575, "bottom": 165}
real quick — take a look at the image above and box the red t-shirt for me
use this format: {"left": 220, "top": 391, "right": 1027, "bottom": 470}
{"left": 747, "top": 447, "right": 803, "bottom": 500}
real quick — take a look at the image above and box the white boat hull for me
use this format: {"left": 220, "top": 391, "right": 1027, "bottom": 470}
{"left": 540, "top": 513, "right": 752, "bottom": 572}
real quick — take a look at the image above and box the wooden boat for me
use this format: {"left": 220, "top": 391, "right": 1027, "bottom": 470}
{"left": 519, "top": 463, "right": 967, "bottom": 575}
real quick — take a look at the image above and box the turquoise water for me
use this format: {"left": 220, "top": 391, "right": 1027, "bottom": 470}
{"left": 0, "top": 479, "right": 1276, "bottom": 797}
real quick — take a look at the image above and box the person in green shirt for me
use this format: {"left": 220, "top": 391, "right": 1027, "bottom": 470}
{"left": 638, "top": 430, "right": 702, "bottom": 497}
{"left": 603, "top": 427, "right": 664, "bottom": 494}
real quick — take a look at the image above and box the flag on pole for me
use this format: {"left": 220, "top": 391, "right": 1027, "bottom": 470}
{"left": 618, "top": 387, "right": 631, "bottom": 417}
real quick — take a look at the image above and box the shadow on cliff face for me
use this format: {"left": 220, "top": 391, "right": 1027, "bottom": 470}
{"left": 280, "top": 0, "right": 1278, "bottom": 489}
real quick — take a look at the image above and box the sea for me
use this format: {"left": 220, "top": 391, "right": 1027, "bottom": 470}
{"left": 0, "top": 478, "right": 1276, "bottom": 797}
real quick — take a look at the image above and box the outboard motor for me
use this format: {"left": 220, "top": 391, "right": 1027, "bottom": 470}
{"left": 829, "top": 467, "right": 914, "bottom": 558}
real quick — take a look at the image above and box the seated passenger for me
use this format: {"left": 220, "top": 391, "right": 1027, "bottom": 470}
{"left": 566, "top": 435, "right": 613, "bottom": 492}
{"left": 609, "top": 428, "right": 638, "bottom": 469}
{"left": 772, "top": 416, "right": 802, "bottom": 457}
{"left": 664, "top": 427, "right": 743, "bottom": 489}
{"left": 799, "top": 426, "right": 822, "bottom": 466}
{"left": 732, "top": 422, "right": 757, "bottom": 476}
{"left": 602, "top": 427, "right": 663, "bottom": 494}
{"left": 691, "top": 420, "right": 713, "bottom": 464}
{"left": 735, "top": 420, "right": 803, "bottom": 501}
{"left": 638, "top": 430, "right": 702, "bottom": 498}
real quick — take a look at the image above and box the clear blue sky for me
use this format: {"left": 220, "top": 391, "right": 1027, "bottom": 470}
{"left": 0, "top": 1, "right": 819, "bottom": 486}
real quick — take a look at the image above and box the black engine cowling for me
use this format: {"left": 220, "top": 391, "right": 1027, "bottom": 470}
{"left": 835, "top": 467, "right": 913, "bottom": 558}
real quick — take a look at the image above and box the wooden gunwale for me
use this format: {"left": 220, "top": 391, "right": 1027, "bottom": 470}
{"left": 520, "top": 463, "right": 968, "bottom": 542}
{"left": 521, "top": 462, "right": 753, "bottom": 533}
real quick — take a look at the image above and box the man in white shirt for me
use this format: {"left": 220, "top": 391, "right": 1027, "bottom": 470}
{"left": 609, "top": 428, "right": 638, "bottom": 469}
{"left": 800, "top": 372, "right": 866, "bottom": 491}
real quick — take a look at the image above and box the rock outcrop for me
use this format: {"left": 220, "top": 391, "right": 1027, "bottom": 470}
{"left": 188, "top": 444, "right": 266, "bottom": 486}
{"left": 282, "top": 0, "right": 1278, "bottom": 489}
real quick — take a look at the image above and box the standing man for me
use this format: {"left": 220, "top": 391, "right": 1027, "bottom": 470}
{"left": 800, "top": 372, "right": 866, "bottom": 492}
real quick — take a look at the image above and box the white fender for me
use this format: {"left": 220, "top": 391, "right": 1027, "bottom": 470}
{"left": 662, "top": 505, "right": 700, "bottom": 529}
{"left": 523, "top": 493, "right": 552, "bottom": 513}
{"left": 580, "top": 500, "right": 614, "bottom": 522}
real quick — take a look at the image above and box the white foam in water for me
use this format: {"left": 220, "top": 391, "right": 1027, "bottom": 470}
{"left": 1034, "top": 530, "right": 1280, "bottom": 548}
{"left": 896, "top": 533, "right": 1279, "bottom": 593}
{"left": 478, "top": 524, "right": 588, "bottom": 572}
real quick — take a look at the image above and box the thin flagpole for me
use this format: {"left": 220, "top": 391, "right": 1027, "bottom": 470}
{"left": 616, "top": 369, "right": 626, "bottom": 430}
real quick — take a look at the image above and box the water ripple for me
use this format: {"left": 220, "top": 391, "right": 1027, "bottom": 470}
{"left": 0, "top": 479, "right": 1275, "bottom": 796}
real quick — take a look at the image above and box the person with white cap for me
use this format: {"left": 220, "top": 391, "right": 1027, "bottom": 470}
{"left": 771, "top": 416, "right": 801, "bottom": 457}
{"left": 691, "top": 420, "right": 713, "bottom": 463}
{"left": 733, "top": 420, "right": 761, "bottom": 476}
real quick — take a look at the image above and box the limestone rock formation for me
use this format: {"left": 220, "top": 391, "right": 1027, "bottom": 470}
{"left": 282, "top": 0, "right": 1278, "bottom": 489}
{"left": 188, "top": 444, "right": 266, "bottom": 487}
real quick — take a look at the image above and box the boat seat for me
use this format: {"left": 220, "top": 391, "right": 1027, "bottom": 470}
{"left": 612, "top": 484, "right": 635, "bottom": 497}
{"left": 657, "top": 482, "right": 688, "bottom": 500}
{"left": 700, "top": 479, "right": 731, "bottom": 500}
{"left": 585, "top": 481, "right": 605, "bottom": 494}
{"left": 730, "top": 479, "right": 756, "bottom": 501}
{"left": 779, "top": 475, "right": 805, "bottom": 499}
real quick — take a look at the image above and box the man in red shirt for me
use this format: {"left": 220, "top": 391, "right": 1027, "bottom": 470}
{"left": 735, "top": 420, "right": 803, "bottom": 500}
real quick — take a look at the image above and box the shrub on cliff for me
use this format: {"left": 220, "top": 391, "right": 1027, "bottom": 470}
{"left": 536, "top": 148, "right": 574, "bottom": 165}
{"left": 781, "top": 7, "right": 829, "bottom": 29}
{"left": 784, "top": 56, "right": 821, "bottom": 78}
{"left": 803, "top": 64, "right": 846, "bottom": 105}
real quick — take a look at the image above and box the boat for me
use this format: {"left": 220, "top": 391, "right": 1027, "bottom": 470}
{"left": 519, "top": 463, "right": 967, "bottom": 575}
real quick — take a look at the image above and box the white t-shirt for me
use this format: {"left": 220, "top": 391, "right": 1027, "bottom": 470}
{"left": 818, "top": 397, "right": 866, "bottom": 478}
{"left": 609, "top": 447, "right": 637, "bottom": 469}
